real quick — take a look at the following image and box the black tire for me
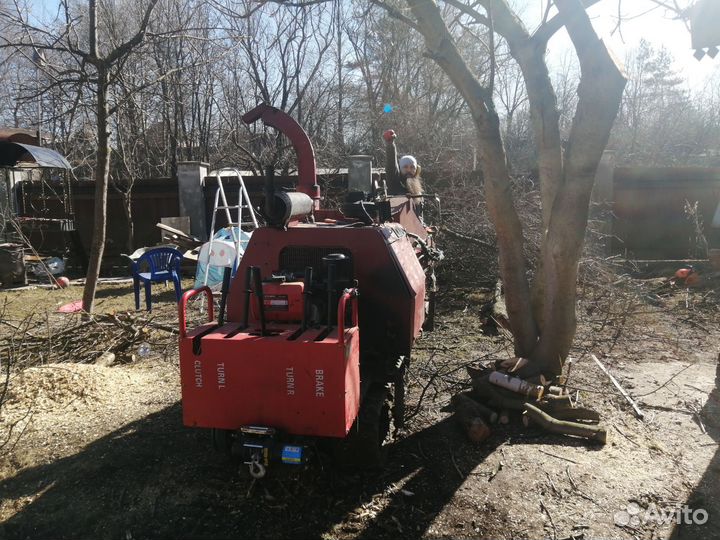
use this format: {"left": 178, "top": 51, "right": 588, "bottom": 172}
{"left": 334, "top": 381, "right": 390, "bottom": 468}
{"left": 211, "top": 428, "right": 233, "bottom": 455}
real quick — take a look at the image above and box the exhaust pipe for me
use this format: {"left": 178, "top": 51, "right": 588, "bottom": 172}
{"left": 252, "top": 266, "right": 267, "bottom": 336}
{"left": 326, "top": 260, "right": 336, "bottom": 329}
{"left": 302, "top": 266, "right": 313, "bottom": 331}
{"left": 241, "top": 266, "right": 252, "bottom": 329}
{"left": 218, "top": 267, "right": 232, "bottom": 325}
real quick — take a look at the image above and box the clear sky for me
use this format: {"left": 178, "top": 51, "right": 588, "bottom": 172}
{"left": 29, "top": 0, "right": 720, "bottom": 89}
{"left": 537, "top": 0, "right": 719, "bottom": 89}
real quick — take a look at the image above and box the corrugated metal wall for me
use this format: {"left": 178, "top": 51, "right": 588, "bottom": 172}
{"left": 15, "top": 167, "right": 720, "bottom": 266}
{"left": 612, "top": 167, "right": 720, "bottom": 259}
{"left": 16, "top": 173, "right": 352, "bottom": 271}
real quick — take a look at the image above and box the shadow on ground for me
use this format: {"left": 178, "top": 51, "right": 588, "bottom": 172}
{"left": 671, "top": 355, "right": 720, "bottom": 540}
{"left": 91, "top": 282, "right": 190, "bottom": 315}
{"left": 0, "top": 403, "right": 512, "bottom": 540}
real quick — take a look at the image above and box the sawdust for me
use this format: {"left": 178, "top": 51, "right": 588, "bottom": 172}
{"left": 6, "top": 364, "right": 115, "bottom": 410}
{"left": 0, "top": 358, "right": 179, "bottom": 480}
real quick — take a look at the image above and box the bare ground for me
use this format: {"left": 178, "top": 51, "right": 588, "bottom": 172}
{"left": 0, "top": 274, "right": 719, "bottom": 540}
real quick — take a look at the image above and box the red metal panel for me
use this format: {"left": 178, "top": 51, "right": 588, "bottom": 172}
{"left": 384, "top": 226, "right": 426, "bottom": 340}
{"left": 251, "top": 281, "right": 305, "bottom": 322}
{"left": 226, "top": 224, "right": 425, "bottom": 356}
{"left": 179, "top": 323, "right": 360, "bottom": 437}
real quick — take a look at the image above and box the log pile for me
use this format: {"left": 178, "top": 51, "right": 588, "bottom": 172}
{"left": 451, "top": 360, "right": 606, "bottom": 445}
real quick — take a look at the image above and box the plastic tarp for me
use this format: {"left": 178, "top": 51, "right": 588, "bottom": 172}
{"left": 0, "top": 142, "right": 71, "bottom": 169}
{"left": 194, "top": 228, "right": 253, "bottom": 289}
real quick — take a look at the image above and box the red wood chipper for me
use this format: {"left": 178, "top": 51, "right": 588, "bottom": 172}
{"left": 178, "top": 104, "right": 441, "bottom": 476}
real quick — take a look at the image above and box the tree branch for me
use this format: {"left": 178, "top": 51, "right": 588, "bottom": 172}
{"left": 103, "top": 0, "right": 160, "bottom": 66}
{"left": 368, "top": 0, "right": 420, "bottom": 31}
{"left": 532, "top": 0, "right": 603, "bottom": 46}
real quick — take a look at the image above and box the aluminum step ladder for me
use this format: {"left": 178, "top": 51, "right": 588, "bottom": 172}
{"left": 201, "top": 168, "right": 259, "bottom": 288}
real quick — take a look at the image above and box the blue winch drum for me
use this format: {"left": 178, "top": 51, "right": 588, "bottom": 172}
{"left": 281, "top": 445, "right": 303, "bottom": 465}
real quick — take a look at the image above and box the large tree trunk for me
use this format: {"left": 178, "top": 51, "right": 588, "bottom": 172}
{"left": 405, "top": 0, "right": 626, "bottom": 378}
{"left": 516, "top": 46, "right": 563, "bottom": 330}
{"left": 471, "top": 2, "right": 564, "bottom": 332}
{"left": 525, "top": 0, "right": 627, "bottom": 376}
{"left": 406, "top": 0, "right": 538, "bottom": 356}
{"left": 82, "top": 66, "right": 110, "bottom": 313}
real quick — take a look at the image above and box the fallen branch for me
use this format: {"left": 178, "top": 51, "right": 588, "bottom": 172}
{"left": 0, "top": 311, "right": 171, "bottom": 366}
{"left": 537, "top": 448, "right": 580, "bottom": 465}
{"left": 524, "top": 403, "right": 607, "bottom": 444}
{"left": 538, "top": 404, "right": 601, "bottom": 423}
{"left": 634, "top": 363, "right": 694, "bottom": 397}
{"left": 591, "top": 354, "right": 645, "bottom": 420}
{"left": 441, "top": 227, "right": 494, "bottom": 249}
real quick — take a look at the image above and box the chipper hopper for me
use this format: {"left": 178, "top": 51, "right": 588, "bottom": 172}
{"left": 179, "top": 104, "right": 441, "bottom": 476}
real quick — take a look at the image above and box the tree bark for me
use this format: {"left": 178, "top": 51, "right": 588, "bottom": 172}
{"left": 402, "top": 0, "right": 626, "bottom": 378}
{"left": 478, "top": 1, "right": 564, "bottom": 231}
{"left": 405, "top": 0, "right": 538, "bottom": 357}
{"left": 517, "top": 46, "right": 563, "bottom": 330}
{"left": 82, "top": 66, "right": 110, "bottom": 313}
{"left": 471, "top": 1, "right": 564, "bottom": 332}
{"left": 525, "top": 1, "right": 627, "bottom": 376}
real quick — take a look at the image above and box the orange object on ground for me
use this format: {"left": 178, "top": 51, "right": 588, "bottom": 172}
{"left": 674, "top": 266, "right": 701, "bottom": 287}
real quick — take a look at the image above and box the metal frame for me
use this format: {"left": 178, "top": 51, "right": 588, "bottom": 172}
{"left": 201, "top": 168, "right": 259, "bottom": 288}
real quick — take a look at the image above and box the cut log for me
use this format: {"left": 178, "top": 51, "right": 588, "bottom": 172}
{"left": 541, "top": 394, "right": 573, "bottom": 407}
{"left": 524, "top": 403, "right": 607, "bottom": 444}
{"left": 452, "top": 393, "right": 492, "bottom": 443}
{"left": 451, "top": 392, "right": 499, "bottom": 424}
{"left": 489, "top": 371, "right": 544, "bottom": 399}
{"left": 471, "top": 378, "right": 528, "bottom": 410}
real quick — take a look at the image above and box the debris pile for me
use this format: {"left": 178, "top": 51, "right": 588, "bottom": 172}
{"left": 0, "top": 311, "right": 175, "bottom": 368}
{"left": 451, "top": 359, "right": 606, "bottom": 445}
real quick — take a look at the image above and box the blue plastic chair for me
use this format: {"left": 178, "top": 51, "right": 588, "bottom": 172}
{"left": 131, "top": 247, "right": 183, "bottom": 311}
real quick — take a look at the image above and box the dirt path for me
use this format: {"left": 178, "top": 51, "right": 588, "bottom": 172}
{"left": 0, "top": 281, "right": 719, "bottom": 540}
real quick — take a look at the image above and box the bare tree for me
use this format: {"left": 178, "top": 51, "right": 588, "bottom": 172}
{"left": 1, "top": 0, "right": 162, "bottom": 312}
{"left": 377, "top": 0, "right": 627, "bottom": 378}
{"left": 214, "top": 0, "right": 337, "bottom": 171}
{"left": 343, "top": 1, "right": 470, "bottom": 172}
